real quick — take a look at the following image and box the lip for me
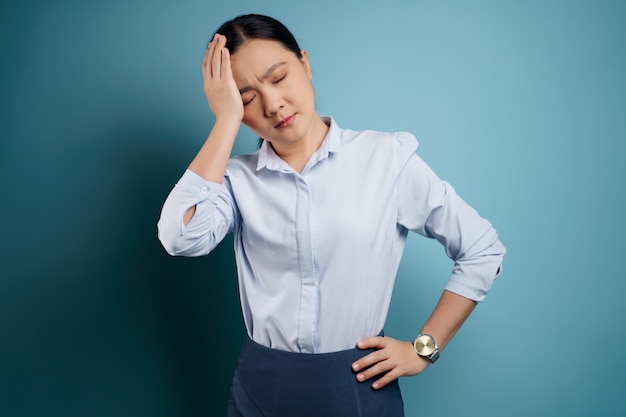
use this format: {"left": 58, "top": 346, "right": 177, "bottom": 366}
{"left": 274, "top": 114, "right": 296, "bottom": 128}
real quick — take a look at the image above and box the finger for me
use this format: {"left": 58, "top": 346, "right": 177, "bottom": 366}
{"left": 356, "top": 336, "right": 387, "bottom": 350}
{"left": 352, "top": 348, "right": 387, "bottom": 372}
{"left": 221, "top": 47, "right": 233, "bottom": 80}
{"left": 355, "top": 359, "right": 393, "bottom": 383}
{"left": 203, "top": 34, "right": 217, "bottom": 62}
{"left": 371, "top": 368, "right": 401, "bottom": 390}
{"left": 210, "top": 34, "right": 226, "bottom": 79}
{"left": 203, "top": 34, "right": 218, "bottom": 78}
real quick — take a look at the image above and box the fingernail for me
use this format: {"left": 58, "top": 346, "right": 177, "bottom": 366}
{"left": 352, "top": 363, "right": 360, "bottom": 371}
{"left": 357, "top": 374, "right": 365, "bottom": 381}
{"left": 372, "top": 383, "right": 380, "bottom": 389}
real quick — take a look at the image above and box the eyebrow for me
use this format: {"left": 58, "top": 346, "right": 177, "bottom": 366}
{"left": 238, "top": 62, "right": 287, "bottom": 94}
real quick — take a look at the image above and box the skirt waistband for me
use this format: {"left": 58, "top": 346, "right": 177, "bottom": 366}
{"left": 242, "top": 330, "right": 385, "bottom": 360}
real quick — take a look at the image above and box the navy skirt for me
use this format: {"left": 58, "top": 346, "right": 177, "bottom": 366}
{"left": 227, "top": 334, "right": 405, "bottom": 417}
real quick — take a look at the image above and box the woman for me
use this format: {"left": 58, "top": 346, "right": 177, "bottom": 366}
{"left": 158, "top": 13, "right": 506, "bottom": 417}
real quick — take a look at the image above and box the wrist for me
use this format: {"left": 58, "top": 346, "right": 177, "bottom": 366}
{"left": 214, "top": 112, "right": 243, "bottom": 127}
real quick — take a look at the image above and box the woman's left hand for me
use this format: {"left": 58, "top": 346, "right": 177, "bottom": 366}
{"left": 352, "top": 336, "right": 429, "bottom": 389}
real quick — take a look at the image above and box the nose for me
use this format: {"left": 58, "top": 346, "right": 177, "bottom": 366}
{"left": 262, "top": 89, "right": 283, "bottom": 117}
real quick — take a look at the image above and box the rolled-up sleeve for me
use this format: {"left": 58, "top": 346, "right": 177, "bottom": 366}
{"left": 396, "top": 137, "right": 506, "bottom": 302}
{"left": 157, "top": 169, "right": 238, "bottom": 257}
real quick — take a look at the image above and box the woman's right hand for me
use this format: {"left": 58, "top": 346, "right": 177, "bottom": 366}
{"left": 202, "top": 34, "right": 244, "bottom": 123}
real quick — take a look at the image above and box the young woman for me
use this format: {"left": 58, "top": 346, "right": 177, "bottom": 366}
{"left": 158, "top": 14, "right": 506, "bottom": 417}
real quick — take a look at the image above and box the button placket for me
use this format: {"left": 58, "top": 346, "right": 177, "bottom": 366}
{"left": 295, "top": 175, "right": 318, "bottom": 352}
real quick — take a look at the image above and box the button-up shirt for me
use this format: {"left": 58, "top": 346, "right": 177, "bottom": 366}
{"left": 157, "top": 117, "right": 506, "bottom": 353}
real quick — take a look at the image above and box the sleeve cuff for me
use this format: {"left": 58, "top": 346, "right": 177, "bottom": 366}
{"left": 177, "top": 169, "right": 226, "bottom": 200}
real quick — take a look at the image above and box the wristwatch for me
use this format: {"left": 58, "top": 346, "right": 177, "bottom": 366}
{"left": 412, "top": 333, "right": 440, "bottom": 363}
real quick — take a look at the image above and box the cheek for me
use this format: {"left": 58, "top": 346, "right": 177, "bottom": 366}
{"left": 241, "top": 111, "right": 256, "bottom": 127}
{"left": 292, "top": 75, "right": 315, "bottom": 106}
{"left": 242, "top": 107, "right": 264, "bottom": 131}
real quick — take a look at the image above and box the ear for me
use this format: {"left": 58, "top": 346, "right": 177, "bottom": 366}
{"left": 300, "top": 50, "right": 312, "bottom": 80}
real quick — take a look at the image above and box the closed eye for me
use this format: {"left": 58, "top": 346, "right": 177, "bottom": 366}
{"left": 273, "top": 74, "right": 287, "bottom": 84}
{"left": 241, "top": 91, "right": 256, "bottom": 106}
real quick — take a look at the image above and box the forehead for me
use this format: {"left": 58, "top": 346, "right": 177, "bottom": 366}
{"left": 230, "top": 39, "right": 297, "bottom": 79}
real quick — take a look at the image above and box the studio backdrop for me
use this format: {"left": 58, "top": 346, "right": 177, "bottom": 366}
{"left": 1, "top": 1, "right": 625, "bottom": 416}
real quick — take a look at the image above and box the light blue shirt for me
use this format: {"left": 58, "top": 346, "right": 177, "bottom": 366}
{"left": 157, "top": 117, "right": 506, "bottom": 353}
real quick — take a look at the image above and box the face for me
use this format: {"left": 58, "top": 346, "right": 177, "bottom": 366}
{"left": 230, "top": 39, "right": 317, "bottom": 146}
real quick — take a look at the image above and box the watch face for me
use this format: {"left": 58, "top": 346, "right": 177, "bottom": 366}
{"left": 414, "top": 334, "right": 436, "bottom": 356}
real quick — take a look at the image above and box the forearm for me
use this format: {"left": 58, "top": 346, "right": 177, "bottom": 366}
{"left": 188, "top": 116, "right": 240, "bottom": 183}
{"left": 420, "top": 289, "right": 477, "bottom": 351}
{"left": 352, "top": 289, "right": 477, "bottom": 389}
{"left": 180, "top": 34, "right": 244, "bottom": 225}
{"left": 183, "top": 117, "right": 240, "bottom": 224}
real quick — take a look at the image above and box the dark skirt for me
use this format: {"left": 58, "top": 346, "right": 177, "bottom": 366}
{"left": 228, "top": 334, "right": 405, "bottom": 417}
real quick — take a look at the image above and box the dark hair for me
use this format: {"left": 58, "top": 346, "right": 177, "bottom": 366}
{"left": 213, "top": 14, "right": 303, "bottom": 58}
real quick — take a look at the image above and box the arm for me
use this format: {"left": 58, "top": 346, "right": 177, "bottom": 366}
{"left": 352, "top": 290, "right": 475, "bottom": 389}
{"left": 353, "top": 140, "right": 506, "bottom": 389}
{"left": 184, "top": 33, "right": 243, "bottom": 224}
{"left": 157, "top": 34, "right": 243, "bottom": 255}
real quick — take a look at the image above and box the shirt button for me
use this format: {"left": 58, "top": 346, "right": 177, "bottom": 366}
{"left": 200, "top": 186, "right": 208, "bottom": 194}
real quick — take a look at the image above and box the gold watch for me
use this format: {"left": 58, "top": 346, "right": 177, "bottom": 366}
{"left": 412, "top": 333, "right": 440, "bottom": 363}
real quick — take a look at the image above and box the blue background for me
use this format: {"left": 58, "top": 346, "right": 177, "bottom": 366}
{"left": 1, "top": 0, "right": 625, "bottom": 416}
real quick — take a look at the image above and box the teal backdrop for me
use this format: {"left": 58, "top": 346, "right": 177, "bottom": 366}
{"left": 2, "top": 0, "right": 625, "bottom": 416}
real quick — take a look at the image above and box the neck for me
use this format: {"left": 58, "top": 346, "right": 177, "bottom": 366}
{"left": 271, "top": 115, "right": 329, "bottom": 173}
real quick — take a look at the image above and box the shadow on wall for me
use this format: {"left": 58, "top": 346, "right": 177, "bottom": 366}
{"left": 1, "top": 117, "right": 245, "bottom": 417}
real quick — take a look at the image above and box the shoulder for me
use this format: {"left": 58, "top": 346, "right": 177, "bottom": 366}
{"left": 225, "top": 151, "right": 260, "bottom": 178}
{"left": 331, "top": 122, "right": 420, "bottom": 179}
{"left": 338, "top": 125, "right": 419, "bottom": 158}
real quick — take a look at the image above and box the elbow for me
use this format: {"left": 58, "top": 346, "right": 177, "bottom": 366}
{"left": 157, "top": 219, "right": 195, "bottom": 256}
{"left": 157, "top": 218, "right": 222, "bottom": 257}
{"left": 466, "top": 227, "right": 506, "bottom": 261}
{"left": 157, "top": 230, "right": 207, "bottom": 257}
{"left": 157, "top": 223, "right": 184, "bottom": 256}
{"left": 159, "top": 237, "right": 182, "bottom": 257}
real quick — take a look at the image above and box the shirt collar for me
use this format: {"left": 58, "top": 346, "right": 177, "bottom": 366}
{"left": 256, "top": 116, "right": 341, "bottom": 172}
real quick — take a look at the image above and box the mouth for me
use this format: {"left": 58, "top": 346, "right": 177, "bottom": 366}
{"left": 274, "top": 114, "right": 296, "bottom": 129}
